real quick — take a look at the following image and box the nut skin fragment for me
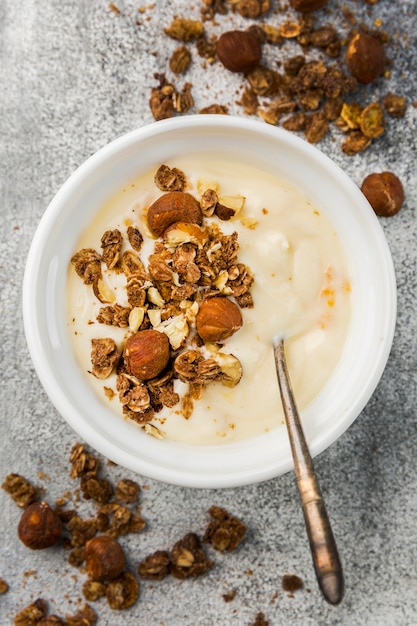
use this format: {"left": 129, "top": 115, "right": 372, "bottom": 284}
{"left": 124, "top": 329, "right": 170, "bottom": 381}
{"left": 360, "top": 172, "right": 404, "bottom": 217}
{"left": 217, "top": 30, "right": 262, "bottom": 74}
{"left": 345, "top": 32, "right": 386, "bottom": 84}
{"left": 17, "top": 501, "right": 62, "bottom": 550}
{"left": 196, "top": 297, "right": 243, "bottom": 343}
{"left": 85, "top": 535, "right": 126, "bottom": 582}
{"left": 147, "top": 191, "right": 203, "bottom": 237}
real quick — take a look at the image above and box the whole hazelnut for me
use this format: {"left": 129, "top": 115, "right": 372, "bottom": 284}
{"left": 360, "top": 172, "right": 404, "bottom": 217}
{"left": 147, "top": 191, "right": 202, "bottom": 237}
{"left": 345, "top": 32, "right": 386, "bottom": 84}
{"left": 124, "top": 329, "right": 170, "bottom": 380}
{"left": 289, "top": 0, "right": 329, "bottom": 11}
{"left": 85, "top": 535, "right": 126, "bottom": 582}
{"left": 217, "top": 30, "right": 262, "bottom": 74}
{"left": 196, "top": 297, "right": 243, "bottom": 343}
{"left": 17, "top": 501, "right": 62, "bottom": 550}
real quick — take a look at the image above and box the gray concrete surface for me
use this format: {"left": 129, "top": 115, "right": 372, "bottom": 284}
{"left": 1, "top": 1, "right": 416, "bottom": 624}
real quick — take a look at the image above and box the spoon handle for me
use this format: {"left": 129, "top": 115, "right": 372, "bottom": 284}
{"left": 274, "top": 339, "right": 344, "bottom": 605}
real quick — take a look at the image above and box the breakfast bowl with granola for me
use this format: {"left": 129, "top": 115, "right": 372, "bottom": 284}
{"left": 22, "top": 115, "right": 396, "bottom": 488}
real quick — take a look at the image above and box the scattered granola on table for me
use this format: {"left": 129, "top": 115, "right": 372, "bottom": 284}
{"left": 1, "top": 473, "right": 40, "bottom": 508}
{"left": 4, "top": 444, "right": 254, "bottom": 619}
{"left": 147, "top": 0, "right": 408, "bottom": 155}
{"left": 204, "top": 505, "right": 247, "bottom": 552}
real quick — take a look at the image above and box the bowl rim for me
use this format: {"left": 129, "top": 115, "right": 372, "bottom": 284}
{"left": 22, "top": 115, "right": 397, "bottom": 488}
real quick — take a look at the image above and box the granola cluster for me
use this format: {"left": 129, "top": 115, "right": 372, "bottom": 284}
{"left": 12, "top": 600, "right": 97, "bottom": 626}
{"left": 71, "top": 164, "right": 254, "bottom": 432}
{"left": 138, "top": 506, "right": 246, "bottom": 582}
{"left": 3, "top": 443, "right": 249, "bottom": 621}
{"left": 148, "top": 1, "right": 407, "bottom": 155}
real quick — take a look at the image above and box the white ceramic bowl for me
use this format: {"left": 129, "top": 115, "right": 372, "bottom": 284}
{"left": 23, "top": 115, "right": 396, "bottom": 488}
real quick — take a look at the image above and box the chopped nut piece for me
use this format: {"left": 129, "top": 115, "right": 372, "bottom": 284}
{"left": 0, "top": 578, "right": 9, "bottom": 594}
{"left": 170, "top": 533, "right": 213, "bottom": 579}
{"left": 93, "top": 277, "right": 116, "bottom": 304}
{"left": 2, "top": 473, "right": 39, "bottom": 508}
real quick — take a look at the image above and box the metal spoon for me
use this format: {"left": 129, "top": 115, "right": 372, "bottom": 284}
{"left": 273, "top": 338, "right": 344, "bottom": 605}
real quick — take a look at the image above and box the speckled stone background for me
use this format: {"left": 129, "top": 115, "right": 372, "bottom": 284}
{"left": 1, "top": 1, "right": 416, "bottom": 624}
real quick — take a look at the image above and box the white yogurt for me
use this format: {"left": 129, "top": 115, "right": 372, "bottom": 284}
{"left": 67, "top": 156, "right": 351, "bottom": 445}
